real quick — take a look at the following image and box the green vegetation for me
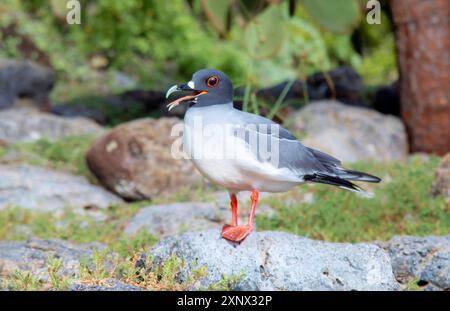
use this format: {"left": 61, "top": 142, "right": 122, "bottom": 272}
{"left": 0, "top": 0, "right": 397, "bottom": 99}
{"left": 205, "top": 271, "right": 245, "bottom": 291}
{"left": 257, "top": 156, "right": 449, "bottom": 242}
{"left": 404, "top": 278, "right": 426, "bottom": 291}
{"left": 0, "top": 0, "right": 398, "bottom": 128}
{"left": 47, "top": 256, "right": 72, "bottom": 290}
{"left": 10, "top": 271, "right": 42, "bottom": 291}
{"left": 0, "top": 203, "right": 156, "bottom": 251}
{"left": 6, "top": 244, "right": 211, "bottom": 291}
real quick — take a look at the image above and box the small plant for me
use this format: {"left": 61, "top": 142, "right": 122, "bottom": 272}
{"left": 115, "top": 229, "right": 158, "bottom": 258}
{"left": 47, "top": 256, "right": 71, "bottom": 290}
{"left": 404, "top": 278, "right": 426, "bottom": 291}
{"left": 120, "top": 253, "right": 207, "bottom": 291}
{"left": 206, "top": 271, "right": 246, "bottom": 291}
{"left": 11, "top": 271, "right": 43, "bottom": 291}
{"left": 79, "top": 248, "right": 116, "bottom": 283}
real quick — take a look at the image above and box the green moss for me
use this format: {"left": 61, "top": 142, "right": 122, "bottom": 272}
{"left": 404, "top": 278, "right": 426, "bottom": 291}
{"left": 206, "top": 271, "right": 246, "bottom": 291}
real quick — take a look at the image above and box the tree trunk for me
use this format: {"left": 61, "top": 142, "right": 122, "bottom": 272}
{"left": 390, "top": 0, "right": 450, "bottom": 155}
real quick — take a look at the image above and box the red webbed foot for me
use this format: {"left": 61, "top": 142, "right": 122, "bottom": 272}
{"left": 221, "top": 224, "right": 253, "bottom": 243}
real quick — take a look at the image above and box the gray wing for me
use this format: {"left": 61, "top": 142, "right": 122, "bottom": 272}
{"left": 231, "top": 110, "right": 340, "bottom": 176}
{"left": 233, "top": 110, "right": 299, "bottom": 141}
{"left": 231, "top": 110, "right": 381, "bottom": 188}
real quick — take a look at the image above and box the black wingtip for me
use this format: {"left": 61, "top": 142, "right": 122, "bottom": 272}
{"left": 340, "top": 169, "right": 382, "bottom": 183}
{"left": 304, "top": 173, "right": 363, "bottom": 192}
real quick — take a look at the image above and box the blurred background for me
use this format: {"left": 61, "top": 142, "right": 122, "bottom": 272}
{"left": 2, "top": 0, "right": 401, "bottom": 120}
{"left": 0, "top": 0, "right": 448, "bottom": 291}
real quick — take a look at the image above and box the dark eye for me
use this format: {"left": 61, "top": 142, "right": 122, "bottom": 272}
{"left": 206, "top": 76, "right": 219, "bottom": 88}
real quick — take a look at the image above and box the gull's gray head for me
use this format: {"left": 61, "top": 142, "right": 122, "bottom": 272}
{"left": 165, "top": 68, "right": 233, "bottom": 111}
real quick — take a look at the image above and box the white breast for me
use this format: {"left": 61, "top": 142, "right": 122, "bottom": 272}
{"left": 183, "top": 107, "right": 301, "bottom": 193}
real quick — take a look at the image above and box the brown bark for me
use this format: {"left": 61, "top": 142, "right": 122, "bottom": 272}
{"left": 390, "top": 0, "right": 450, "bottom": 155}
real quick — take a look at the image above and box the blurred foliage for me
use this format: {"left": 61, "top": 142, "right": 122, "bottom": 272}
{"left": 302, "top": 0, "right": 362, "bottom": 34}
{"left": 355, "top": 9, "right": 397, "bottom": 84}
{"left": 0, "top": 0, "right": 247, "bottom": 88}
{"left": 0, "top": 0, "right": 397, "bottom": 96}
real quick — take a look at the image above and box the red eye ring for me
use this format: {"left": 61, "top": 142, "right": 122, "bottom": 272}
{"left": 206, "top": 76, "right": 219, "bottom": 88}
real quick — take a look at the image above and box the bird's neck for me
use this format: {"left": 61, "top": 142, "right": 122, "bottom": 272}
{"left": 184, "top": 102, "right": 234, "bottom": 123}
{"left": 193, "top": 97, "right": 234, "bottom": 108}
{"left": 189, "top": 101, "right": 233, "bottom": 112}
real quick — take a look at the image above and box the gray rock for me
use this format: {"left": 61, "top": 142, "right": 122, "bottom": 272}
{"left": 0, "top": 164, "right": 123, "bottom": 214}
{"left": 0, "top": 106, "right": 104, "bottom": 143}
{"left": 0, "top": 59, "right": 54, "bottom": 109}
{"left": 124, "top": 202, "right": 239, "bottom": 237}
{"left": 0, "top": 239, "right": 114, "bottom": 282}
{"left": 287, "top": 101, "right": 408, "bottom": 162}
{"left": 147, "top": 230, "right": 400, "bottom": 291}
{"left": 378, "top": 235, "right": 450, "bottom": 290}
{"left": 69, "top": 278, "right": 141, "bottom": 291}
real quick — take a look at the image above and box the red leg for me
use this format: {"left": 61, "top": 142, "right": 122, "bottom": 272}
{"left": 222, "top": 190, "right": 259, "bottom": 243}
{"left": 221, "top": 193, "right": 238, "bottom": 238}
{"left": 230, "top": 193, "right": 238, "bottom": 226}
{"left": 249, "top": 190, "right": 259, "bottom": 226}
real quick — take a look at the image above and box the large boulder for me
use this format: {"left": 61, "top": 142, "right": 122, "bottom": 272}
{"left": 0, "top": 59, "right": 54, "bottom": 110}
{"left": 287, "top": 101, "right": 408, "bottom": 162}
{"left": 432, "top": 153, "right": 450, "bottom": 203}
{"left": 0, "top": 239, "right": 114, "bottom": 284}
{"left": 0, "top": 164, "right": 123, "bottom": 214}
{"left": 0, "top": 106, "right": 104, "bottom": 143}
{"left": 86, "top": 118, "right": 202, "bottom": 200}
{"left": 378, "top": 235, "right": 450, "bottom": 291}
{"left": 146, "top": 230, "right": 400, "bottom": 291}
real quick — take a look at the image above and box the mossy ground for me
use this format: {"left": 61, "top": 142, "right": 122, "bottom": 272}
{"left": 0, "top": 136, "right": 448, "bottom": 290}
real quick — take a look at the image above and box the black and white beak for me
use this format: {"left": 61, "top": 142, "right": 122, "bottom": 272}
{"left": 165, "top": 81, "right": 208, "bottom": 111}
